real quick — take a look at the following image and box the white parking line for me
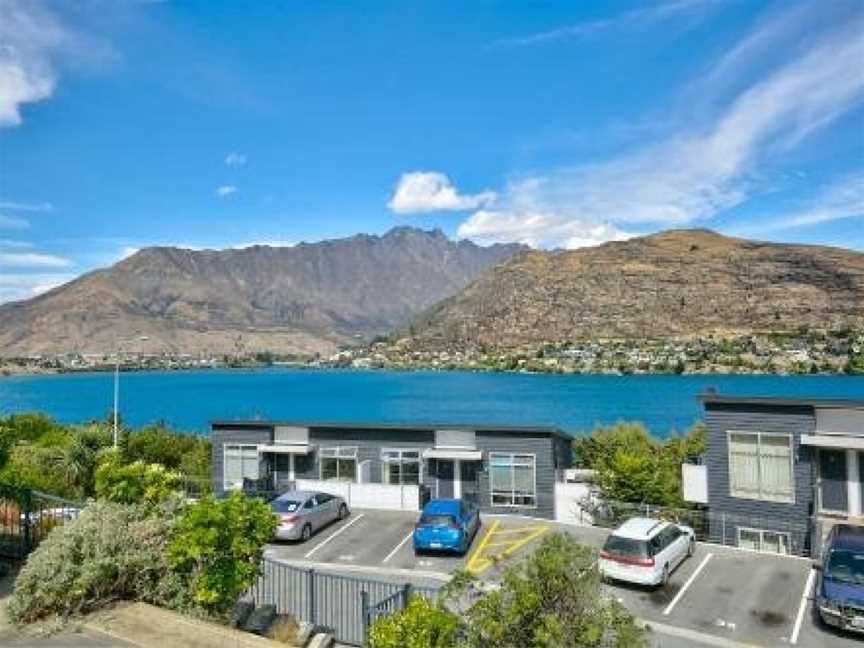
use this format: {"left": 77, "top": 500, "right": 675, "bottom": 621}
{"left": 382, "top": 531, "right": 414, "bottom": 564}
{"left": 304, "top": 513, "right": 365, "bottom": 559}
{"left": 790, "top": 567, "right": 816, "bottom": 645}
{"left": 663, "top": 553, "right": 713, "bottom": 616}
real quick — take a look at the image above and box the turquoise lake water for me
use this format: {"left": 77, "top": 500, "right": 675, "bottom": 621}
{"left": 0, "top": 369, "right": 862, "bottom": 437}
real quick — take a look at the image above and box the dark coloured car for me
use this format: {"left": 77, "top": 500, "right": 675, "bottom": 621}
{"left": 413, "top": 498, "right": 481, "bottom": 554}
{"left": 816, "top": 523, "right": 864, "bottom": 633}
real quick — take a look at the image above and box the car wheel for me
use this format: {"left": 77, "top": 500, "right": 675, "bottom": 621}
{"left": 687, "top": 538, "right": 695, "bottom": 557}
{"left": 301, "top": 524, "right": 312, "bottom": 542}
{"left": 660, "top": 564, "right": 670, "bottom": 587}
{"left": 338, "top": 503, "right": 348, "bottom": 520}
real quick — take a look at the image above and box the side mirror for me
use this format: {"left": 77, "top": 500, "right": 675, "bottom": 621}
{"left": 812, "top": 561, "right": 823, "bottom": 571}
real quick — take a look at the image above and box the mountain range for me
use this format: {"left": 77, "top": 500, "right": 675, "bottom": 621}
{"left": 401, "top": 229, "right": 864, "bottom": 348}
{"left": 1, "top": 227, "right": 862, "bottom": 359}
{"left": 0, "top": 227, "right": 522, "bottom": 356}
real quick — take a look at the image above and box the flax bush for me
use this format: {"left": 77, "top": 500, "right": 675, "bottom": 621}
{"left": 7, "top": 500, "right": 184, "bottom": 623}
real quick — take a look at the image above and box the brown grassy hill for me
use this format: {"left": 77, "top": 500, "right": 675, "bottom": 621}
{"left": 0, "top": 227, "right": 522, "bottom": 356}
{"left": 404, "top": 229, "right": 864, "bottom": 348}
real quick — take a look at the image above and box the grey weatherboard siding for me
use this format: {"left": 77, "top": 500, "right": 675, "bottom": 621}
{"left": 210, "top": 423, "right": 572, "bottom": 520}
{"left": 704, "top": 402, "right": 815, "bottom": 554}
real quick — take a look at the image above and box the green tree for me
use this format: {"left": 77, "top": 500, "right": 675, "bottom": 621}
{"left": 95, "top": 454, "right": 183, "bottom": 506}
{"left": 573, "top": 421, "right": 705, "bottom": 507}
{"left": 461, "top": 533, "right": 646, "bottom": 648}
{"left": 168, "top": 492, "right": 277, "bottom": 614}
{"left": 368, "top": 595, "right": 460, "bottom": 648}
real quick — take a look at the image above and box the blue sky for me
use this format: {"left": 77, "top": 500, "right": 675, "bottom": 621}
{"left": 0, "top": 0, "right": 862, "bottom": 303}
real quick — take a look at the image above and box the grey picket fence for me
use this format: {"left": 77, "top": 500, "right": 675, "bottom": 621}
{"left": 248, "top": 557, "right": 440, "bottom": 645}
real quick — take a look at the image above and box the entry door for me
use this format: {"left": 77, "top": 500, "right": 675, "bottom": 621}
{"left": 436, "top": 460, "right": 455, "bottom": 498}
{"left": 461, "top": 461, "right": 480, "bottom": 505}
{"left": 819, "top": 449, "right": 848, "bottom": 514}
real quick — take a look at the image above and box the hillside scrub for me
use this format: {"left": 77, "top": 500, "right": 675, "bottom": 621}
{"left": 572, "top": 421, "right": 705, "bottom": 507}
{"left": 0, "top": 414, "right": 210, "bottom": 500}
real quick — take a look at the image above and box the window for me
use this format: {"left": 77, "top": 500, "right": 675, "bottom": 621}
{"left": 737, "top": 528, "right": 791, "bottom": 555}
{"left": 489, "top": 453, "right": 536, "bottom": 507}
{"left": 728, "top": 431, "right": 794, "bottom": 503}
{"left": 380, "top": 448, "right": 421, "bottom": 485}
{"left": 223, "top": 444, "right": 259, "bottom": 490}
{"left": 319, "top": 446, "right": 358, "bottom": 482}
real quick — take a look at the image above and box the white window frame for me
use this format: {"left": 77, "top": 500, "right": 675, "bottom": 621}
{"left": 319, "top": 446, "right": 359, "bottom": 482}
{"left": 380, "top": 448, "right": 422, "bottom": 485}
{"left": 223, "top": 444, "right": 259, "bottom": 491}
{"left": 736, "top": 527, "right": 791, "bottom": 555}
{"left": 488, "top": 452, "right": 537, "bottom": 509}
{"left": 726, "top": 430, "right": 795, "bottom": 504}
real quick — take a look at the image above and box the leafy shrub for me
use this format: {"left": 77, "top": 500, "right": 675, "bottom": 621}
{"left": 573, "top": 421, "right": 705, "bottom": 507}
{"left": 94, "top": 455, "right": 183, "bottom": 506}
{"left": 7, "top": 501, "right": 181, "bottom": 623}
{"left": 368, "top": 595, "right": 460, "bottom": 648}
{"left": 168, "top": 492, "right": 277, "bottom": 614}
{"left": 461, "top": 533, "right": 646, "bottom": 648}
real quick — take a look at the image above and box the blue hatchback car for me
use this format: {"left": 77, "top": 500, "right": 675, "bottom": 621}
{"left": 817, "top": 523, "right": 864, "bottom": 634}
{"left": 413, "top": 498, "right": 481, "bottom": 555}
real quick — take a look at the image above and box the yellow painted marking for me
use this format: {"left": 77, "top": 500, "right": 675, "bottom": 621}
{"left": 465, "top": 519, "right": 500, "bottom": 574}
{"left": 465, "top": 521, "right": 549, "bottom": 576}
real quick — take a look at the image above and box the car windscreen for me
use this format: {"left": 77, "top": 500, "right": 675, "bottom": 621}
{"left": 825, "top": 550, "right": 864, "bottom": 585}
{"left": 602, "top": 535, "right": 649, "bottom": 558}
{"left": 272, "top": 500, "right": 302, "bottom": 514}
{"left": 419, "top": 514, "right": 455, "bottom": 527}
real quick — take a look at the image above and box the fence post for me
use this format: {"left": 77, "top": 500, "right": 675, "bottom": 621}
{"left": 361, "top": 590, "right": 370, "bottom": 645}
{"left": 401, "top": 583, "right": 412, "bottom": 609}
{"left": 21, "top": 488, "right": 33, "bottom": 555}
{"left": 307, "top": 568, "right": 316, "bottom": 625}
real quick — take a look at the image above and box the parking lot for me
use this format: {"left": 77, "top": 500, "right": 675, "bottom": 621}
{"left": 265, "top": 508, "right": 861, "bottom": 647}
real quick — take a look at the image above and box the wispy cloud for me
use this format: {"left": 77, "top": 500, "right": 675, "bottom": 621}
{"left": 0, "top": 200, "right": 52, "bottom": 211}
{"left": 0, "top": 239, "right": 32, "bottom": 248}
{"left": 388, "top": 171, "right": 496, "bottom": 214}
{"left": 0, "top": 214, "right": 29, "bottom": 229}
{"left": 737, "top": 172, "right": 864, "bottom": 235}
{"left": 0, "top": 251, "right": 72, "bottom": 268}
{"left": 458, "top": 8, "right": 864, "bottom": 249}
{"left": 496, "top": 0, "right": 719, "bottom": 48}
{"left": 0, "top": 272, "right": 76, "bottom": 303}
{"left": 232, "top": 240, "right": 295, "bottom": 249}
{"left": 215, "top": 184, "right": 237, "bottom": 198}
{"left": 224, "top": 152, "right": 247, "bottom": 167}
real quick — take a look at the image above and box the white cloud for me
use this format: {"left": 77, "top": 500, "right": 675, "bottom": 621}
{"left": 457, "top": 13, "right": 864, "bottom": 249}
{"left": 388, "top": 171, "right": 496, "bottom": 214}
{"left": 215, "top": 184, "right": 237, "bottom": 197}
{"left": 0, "top": 214, "right": 29, "bottom": 229}
{"left": 739, "top": 172, "right": 864, "bottom": 235}
{"left": 0, "top": 1, "right": 67, "bottom": 127}
{"left": 224, "top": 152, "right": 247, "bottom": 167}
{"left": 0, "top": 252, "right": 72, "bottom": 268}
{"left": 232, "top": 240, "right": 296, "bottom": 249}
{"left": 0, "top": 272, "right": 76, "bottom": 303}
{"left": 0, "top": 200, "right": 52, "bottom": 211}
{"left": 497, "top": 0, "right": 719, "bottom": 47}
{"left": 0, "top": 239, "right": 31, "bottom": 248}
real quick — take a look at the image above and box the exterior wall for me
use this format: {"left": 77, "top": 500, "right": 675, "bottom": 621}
{"left": 209, "top": 423, "right": 567, "bottom": 520}
{"left": 704, "top": 403, "right": 816, "bottom": 554}
{"left": 476, "top": 432, "right": 558, "bottom": 519}
{"left": 211, "top": 425, "right": 272, "bottom": 494}
{"left": 305, "top": 427, "right": 434, "bottom": 483}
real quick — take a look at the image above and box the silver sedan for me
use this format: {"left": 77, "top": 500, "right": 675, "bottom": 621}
{"left": 270, "top": 490, "right": 350, "bottom": 542}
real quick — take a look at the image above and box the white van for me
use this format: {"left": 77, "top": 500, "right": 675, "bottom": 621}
{"left": 599, "top": 517, "right": 695, "bottom": 587}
